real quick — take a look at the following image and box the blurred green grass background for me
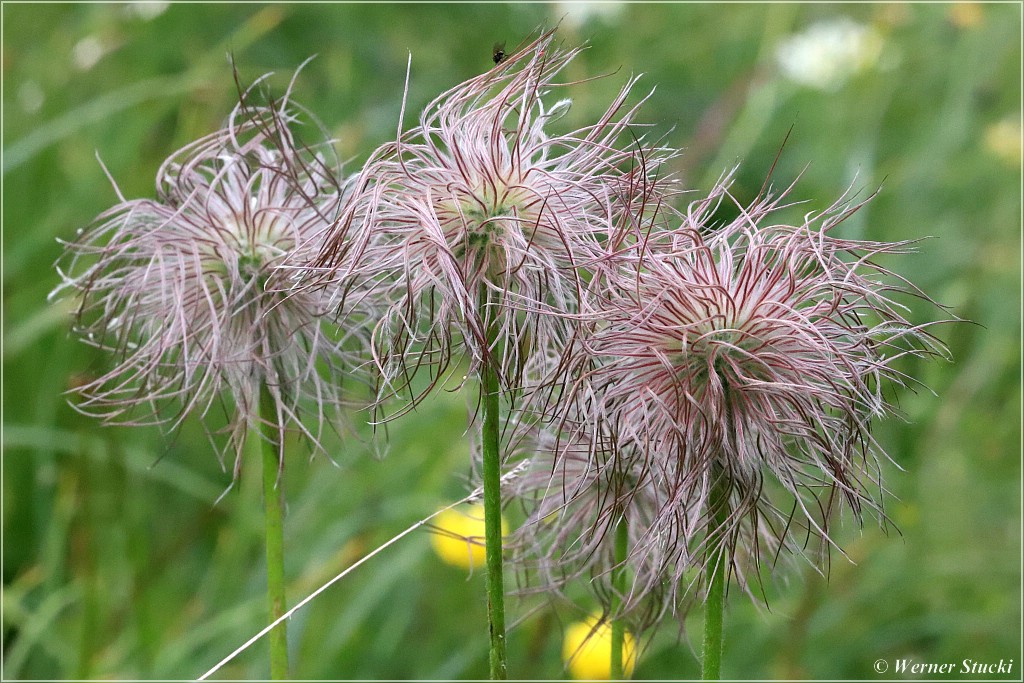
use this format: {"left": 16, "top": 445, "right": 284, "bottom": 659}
{"left": 2, "top": 2, "right": 1020, "bottom": 680}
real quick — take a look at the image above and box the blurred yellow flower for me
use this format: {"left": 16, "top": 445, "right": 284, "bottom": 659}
{"left": 431, "top": 503, "right": 507, "bottom": 569}
{"left": 984, "top": 118, "right": 1022, "bottom": 167}
{"left": 562, "top": 614, "right": 637, "bottom": 680}
{"left": 948, "top": 3, "right": 984, "bottom": 29}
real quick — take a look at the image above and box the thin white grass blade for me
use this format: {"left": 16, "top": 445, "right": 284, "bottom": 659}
{"left": 196, "top": 494, "right": 476, "bottom": 680}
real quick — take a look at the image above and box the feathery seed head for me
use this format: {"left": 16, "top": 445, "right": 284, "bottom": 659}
{"left": 53, "top": 81, "right": 362, "bottom": 473}
{"left": 314, "top": 29, "right": 670, "bottom": 402}
{"left": 509, "top": 176, "right": 949, "bottom": 624}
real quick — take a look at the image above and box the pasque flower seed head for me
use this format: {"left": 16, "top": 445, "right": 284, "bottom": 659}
{"left": 54, "top": 77, "right": 366, "bottom": 475}
{"left": 312, "top": 29, "right": 670, "bottom": 404}
{"left": 509, "top": 176, "right": 949, "bottom": 624}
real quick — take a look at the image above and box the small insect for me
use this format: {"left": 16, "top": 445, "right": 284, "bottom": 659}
{"left": 492, "top": 41, "right": 507, "bottom": 65}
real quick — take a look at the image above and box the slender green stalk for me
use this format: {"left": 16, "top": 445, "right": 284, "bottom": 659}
{"left": 478, "top": 285, "right": 508, "bottom": 680}
{"left": 701, "top": 467, "right": 731, "bottom": 681}
{"left": 610, "top": 515, "right": 629, "bottom": 680}
{"left": 259, "top": 385, "right": 289, "bottom": 680}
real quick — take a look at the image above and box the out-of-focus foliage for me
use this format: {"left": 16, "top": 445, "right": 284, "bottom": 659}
{"left": 2, "top": 3, "right": 1019, "bottom": 679}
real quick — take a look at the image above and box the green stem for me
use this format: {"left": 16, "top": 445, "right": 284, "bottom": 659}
{"left": 259, "top": 385, "right": 289, "bottom": 680}
{"left": 701, "top": 467, "right": 730, "bottom": 681}
{"left": 610, "top": 515, "right": 629, "bottom": 680}
{"left": 478, "top": 286, "right": 508, "bottom": 680}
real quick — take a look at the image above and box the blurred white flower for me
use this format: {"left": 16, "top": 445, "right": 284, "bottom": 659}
{"left": 776, "top": 18, "right": 883, "bottom": 91}
{"left": 127, "top": 2, "right": 170, "bottom": 20}
{"left": 555, "top": 1, "right": 624, "bottom": 29}
{"left": 72, "top": 35, "right": 105, "bottom": 71}
{"left": 18, "top": 81, "right": 44, "bottom": 114}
